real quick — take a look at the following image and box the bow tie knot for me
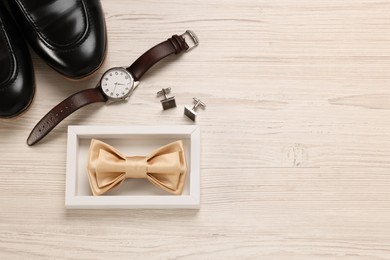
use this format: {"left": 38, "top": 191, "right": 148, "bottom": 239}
{"left": 125, "top": 156, "right": 148, "bottom": 179}
{"left": 87, "top": 139, "right": 187, "bottom": 196}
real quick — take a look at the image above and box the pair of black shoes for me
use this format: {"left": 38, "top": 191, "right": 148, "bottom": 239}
{"left": 0, "top": 0, "right": 107, "bottom": 118}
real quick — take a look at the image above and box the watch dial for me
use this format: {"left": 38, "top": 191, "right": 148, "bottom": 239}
{"left": 101, "top": 68, "right": 134, "bottom": 98}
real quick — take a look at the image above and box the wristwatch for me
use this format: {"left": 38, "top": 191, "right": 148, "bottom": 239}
{"left": 27, "top": 30, "right": 199, "bottom": 146}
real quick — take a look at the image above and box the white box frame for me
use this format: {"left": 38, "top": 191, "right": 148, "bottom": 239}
{"left": 65, "top": 125, "right": 200, "bottom": 209}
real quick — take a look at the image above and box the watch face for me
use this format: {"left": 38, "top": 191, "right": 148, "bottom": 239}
{"left": 100, "top": 68, "right": 134, "bottom": 99}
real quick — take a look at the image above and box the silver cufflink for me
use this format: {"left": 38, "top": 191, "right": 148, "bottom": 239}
{"left": 157, "top": 87, "right": 176, "bottom": 110}
{"left": 184, "top": 97, "right": 206, "bottom": 121}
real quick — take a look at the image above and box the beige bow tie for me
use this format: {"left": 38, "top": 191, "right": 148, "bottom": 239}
{"left": 87, "top": 139, "right": 187, "bottom": 196}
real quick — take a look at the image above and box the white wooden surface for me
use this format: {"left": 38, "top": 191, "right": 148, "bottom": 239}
{"left": 1, "top": 0, "right": 390, "bottom": 258}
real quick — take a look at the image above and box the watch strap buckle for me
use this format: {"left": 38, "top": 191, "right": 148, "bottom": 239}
{"left": 181, "top": 30, "right": 199, "bottom": 52}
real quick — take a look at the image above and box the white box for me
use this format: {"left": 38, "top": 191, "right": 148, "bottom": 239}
{"left": 65, "top": 125, "right": 200, "bottom": 209}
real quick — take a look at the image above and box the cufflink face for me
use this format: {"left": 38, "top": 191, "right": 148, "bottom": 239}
{"left": 184, "top": 105, "right": 197, "bottom": 121}
{"left": 161, "top": 97, "right": 177, "bottom": 110}
{"left": 157, "top": 87, "right": 176, "bottom": 110}
{"left": 184, "top": 97, "right": 206, "bottom": 121}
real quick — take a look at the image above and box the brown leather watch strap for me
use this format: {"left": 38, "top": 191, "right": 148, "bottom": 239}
{"left": 27, "top": 88, "right": 107, "bottom": 146}
{"left": 126, "top": 34, "right": 189, "bottom": 81}
{"left": 27, "top": 32, "right": 198, "bottom": 146}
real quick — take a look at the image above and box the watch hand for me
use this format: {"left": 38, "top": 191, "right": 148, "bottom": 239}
{"left": 113, "top": 83, "right": 117, "bottom": 94}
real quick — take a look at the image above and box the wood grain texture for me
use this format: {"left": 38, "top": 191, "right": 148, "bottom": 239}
{"left": 1, "top": 0, "right": 390, "bottom": 259}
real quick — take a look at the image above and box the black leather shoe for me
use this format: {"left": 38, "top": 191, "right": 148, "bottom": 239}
{"left": 7, "top": 0, "right": 107, "bottom": 80}
{"left": 0, "top": 3, "right": 34, "bottom": 119}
